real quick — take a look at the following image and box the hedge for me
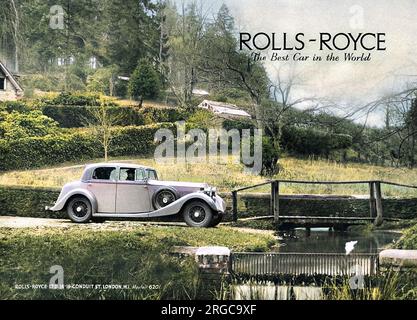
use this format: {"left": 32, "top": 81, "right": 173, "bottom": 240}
{"left": 0, "top": 186, "right": 62, "bottom": 218}
{"left": 0, "top": 123, "right": 176, "bottom": 171}
{"left": 40, "top": 105, "right": 188, "bottom": 128}
{"left": 41, "top": 105, "right": 145, "bottom": 128}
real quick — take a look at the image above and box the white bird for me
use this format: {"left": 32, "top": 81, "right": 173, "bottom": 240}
{"left": 345, "top": 241, "right": 358, "bottom": 255}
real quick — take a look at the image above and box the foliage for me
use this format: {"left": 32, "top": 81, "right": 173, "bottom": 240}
{"left": 0, "top": 110, "right": 59, "bottom": 140}
{"left": 282, "top": 126, "right": 353, "bottom": 157}
{"left": 41, "top": 105, "right": 145, "bottom": 128}
{"left": 0, "top": 186, "right": 61, "bottom": 218}
{"left": 0, "top": 123, "right": 175, "bottom": 170}
{"left": 86, "top": 65, "right": 119, "bottom": 96}
{"left": 36, "top": 91, "right": 102, "bottom": 106}
{"left": 0, "top": 100, "right": 32, "bottom": 113}
{"left": 186, "top": 109, "right": 219, "bottom": 130}
{"left": 261, "top": 136, "right": 281, "bottom": 176}
{"left": 323, "top": 270, "right": 417, "bottom": 300}
{"left": 86, "top": 98, "right": 123, "bottom": 161}
{"left": 395, "top": 223, "right": 417, "bottom": 249}
{"left": 128, "top": 59, "right": 161, "bottom": 101}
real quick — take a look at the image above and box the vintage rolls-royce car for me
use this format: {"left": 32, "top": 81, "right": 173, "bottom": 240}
{"left": 46, "top": 163, "right": 226, "bottom": 227}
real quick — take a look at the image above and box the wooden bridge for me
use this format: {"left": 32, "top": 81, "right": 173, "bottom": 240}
{"left": 231, "top": 180, "right": 417, "bottom": 230}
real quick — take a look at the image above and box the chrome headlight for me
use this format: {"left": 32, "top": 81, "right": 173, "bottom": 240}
{"left": 203, "top": 187, "right": 216, "bottom": 197}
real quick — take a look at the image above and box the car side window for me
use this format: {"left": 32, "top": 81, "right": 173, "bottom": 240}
{"left": 120, "top": 168, "right": 136, "bottom": 181}
{"left": 92, "top": 167, "right": 117, "bottom": 180}
{"left": 136, "top": 168, "right": 146, "bottom": 181}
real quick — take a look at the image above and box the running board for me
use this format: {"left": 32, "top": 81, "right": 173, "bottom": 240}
{"left": 93, "top": 213, "right": 151, "bottom": 218}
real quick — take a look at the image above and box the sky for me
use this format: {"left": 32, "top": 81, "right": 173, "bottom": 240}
{"left": 178, "top": 0, "right": 417, "bottom": 127}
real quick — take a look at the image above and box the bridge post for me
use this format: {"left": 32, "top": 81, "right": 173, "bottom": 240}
{"left": 271, "top": 180, "right": 280, "bottom": 222}
{"left": 369, "top": 182, "right": 376, "bottom": 218}
{"left": 374, "top": 181, "right": 384, "bottom": 226}
{"left": 232, "top": 191, "right": 238, "bottom": 222}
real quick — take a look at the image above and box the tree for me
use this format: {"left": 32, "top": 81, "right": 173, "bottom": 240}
{"left": 128, "top": 59, "right": 161, "bottom": 105}
{"left": 162, "top": 1, "right": 206, "bottom": 106}
{"left": 87, "top": 98, "right": 122, "bottom": 161}
{"left": 87, "top": 65, "right": 119, "bottom": 96}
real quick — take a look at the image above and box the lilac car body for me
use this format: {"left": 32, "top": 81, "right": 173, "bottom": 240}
{"left": 46, "top": 163, "right": 226, "bottom": 227}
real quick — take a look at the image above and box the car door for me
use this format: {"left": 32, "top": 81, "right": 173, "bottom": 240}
{"left": 116, "top": 167, "right": 152, "bottom": 213}
{"left": 86, "top": 166, "right": 117, "bottom": 213}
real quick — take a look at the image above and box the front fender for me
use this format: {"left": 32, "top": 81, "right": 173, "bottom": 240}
{"left": 148, "top": 192, "right": 226, "bottom": 218}
{"left": 46, "top": 188, "right": 98, "bottom": 213}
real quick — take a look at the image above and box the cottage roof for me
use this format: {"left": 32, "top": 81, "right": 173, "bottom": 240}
{"left": 198, "top": 100, "right": 251, "bottom": 118}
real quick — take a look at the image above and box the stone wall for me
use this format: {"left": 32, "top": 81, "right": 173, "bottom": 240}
{"left": 0, "top": 77, "right": 20, "bottom": 101}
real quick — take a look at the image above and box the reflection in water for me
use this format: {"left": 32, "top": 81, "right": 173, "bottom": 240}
{"left": 277, "top": 228, "right": 400, "bottom": 254}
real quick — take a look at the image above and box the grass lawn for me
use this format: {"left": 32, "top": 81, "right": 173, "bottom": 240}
{"left": 0, "top": 224, "right": 277, "bottom": 299}
{"left": 1, "top": 157, "right": 417, "bottom": 197}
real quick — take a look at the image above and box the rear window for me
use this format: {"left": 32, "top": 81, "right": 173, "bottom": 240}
{"left": 92, "top": 167, "right": 117, "bottom": 180}
{"left": 146, "top": 169, "right": 158, "bottom": 180}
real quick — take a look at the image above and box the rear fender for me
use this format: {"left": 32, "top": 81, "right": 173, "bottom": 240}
{"left": 47, "top": 189, "right": 98, "bottom": 213}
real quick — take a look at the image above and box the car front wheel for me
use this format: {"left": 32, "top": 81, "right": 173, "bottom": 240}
{"left": 67, "top": 196, "right": 92, "bottom": 223}
{"left": 183, "top": 201, "right": 213, "bottom": 228}
{"left": 209, "top": 213, "right": 223, "bottom": 227}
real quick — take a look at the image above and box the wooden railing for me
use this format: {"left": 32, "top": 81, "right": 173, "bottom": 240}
{"left": 231, "top": 180, "right": 417, "bottom": 225}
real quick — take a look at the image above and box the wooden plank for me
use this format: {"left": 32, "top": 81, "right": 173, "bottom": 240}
{"left": 273, "top": 181, "right": 280, "bottom": 222}
{"left": 374, "top": 181, "right": 384, "bottom": 226}
{"left": 233, "top": 181, "right": 274, "bottom": 192}
{"left": 381, "top": 181, "right": 417, "bottom": 189}
{"left": 277, "top": 179, "right": 378, "bottom": 185}
{"left": 232, "top": 191, "right": 238, "bottom": 222}
{"left": 369, "top": 182, "right": 376, "bottom": 218}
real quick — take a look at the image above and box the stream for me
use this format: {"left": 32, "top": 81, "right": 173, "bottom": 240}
{"left": 232, "top": 228, "right": 401, "bottom": 300}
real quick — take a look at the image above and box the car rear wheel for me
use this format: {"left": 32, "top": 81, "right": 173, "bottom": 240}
{"left": 183, "top": 201, "right": 213, "bottom": 228}
{"left": 67, "top": 196, "right": 92, "bottom": 223}
{"left": 153, "top": 189, "right": 177, "bottom": 210}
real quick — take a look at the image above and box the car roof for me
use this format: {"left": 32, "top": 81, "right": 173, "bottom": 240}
{"left": 85, "top": 163, "right": 156, "bottom": 171}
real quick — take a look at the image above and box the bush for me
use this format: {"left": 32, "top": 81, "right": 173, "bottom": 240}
{"left": 0, "top": 111, "right": 60, "bottom": 140}
{"left": 0, "top": 101, "right": 32, "bottom": 113}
